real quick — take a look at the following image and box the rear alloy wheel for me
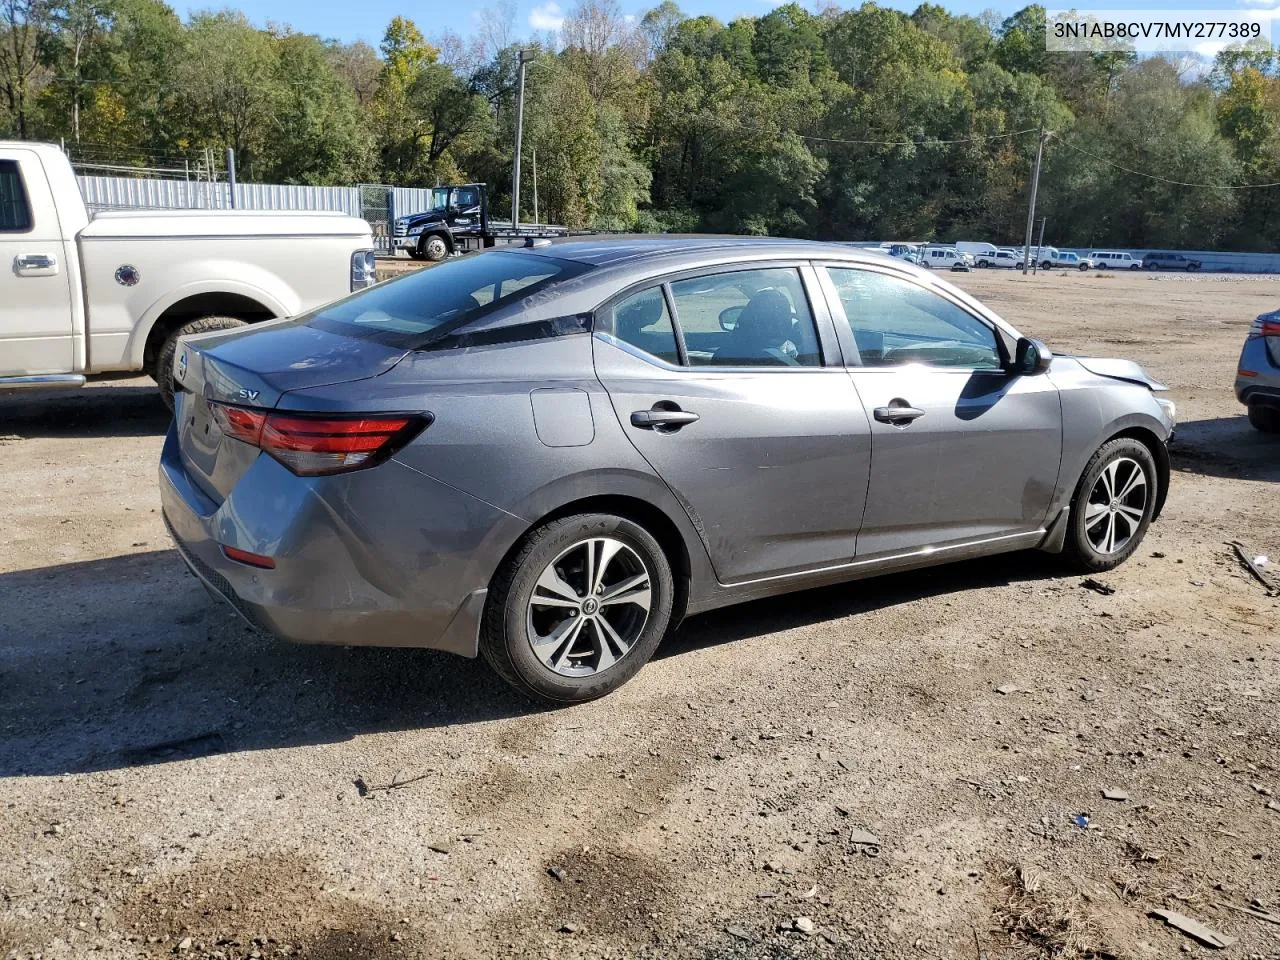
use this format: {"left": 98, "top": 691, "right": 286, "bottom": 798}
{"left": 1063, "top": 438, "right": 1158, "bottom": 572}
{"left": 481, "top": 513, "right": 674, "bottom": 703}
{"left": 1248, "top": 403, "right": 1280, "bottom": 433}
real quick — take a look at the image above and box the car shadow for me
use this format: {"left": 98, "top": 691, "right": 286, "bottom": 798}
{"left": 0, "top": 546, "right": 1065, "bottom": 778}
{"left": 1169, "top": 415, "right": 1280, "bottom": 482}
{"left": 661, "top": 550, "right": 1060, "bottom": 658}
{"left": 1, "top": 383, "right": 169, "bottom": 438}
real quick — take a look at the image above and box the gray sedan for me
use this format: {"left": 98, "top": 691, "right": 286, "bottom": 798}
{"left": 161, "top": 239, "right": 1176, "bottom": 703}
{"left": 1237, "top": 309, "right": 1280, "bottom": 431}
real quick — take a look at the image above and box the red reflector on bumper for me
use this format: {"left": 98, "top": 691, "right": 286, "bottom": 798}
{"left": 1239, "top": 369, "right": 1258, "bottom": 378}
{"left": 221, "top": 545, "right": 276, "bottom": 569}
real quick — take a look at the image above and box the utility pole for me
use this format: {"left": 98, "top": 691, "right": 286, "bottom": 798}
{"left": 511, "top": 49, "right": 535, "bottom": 229}
{"left": 532, "top": 147, "right": 538, "bottom": 226}
{"left": 1022, "top": 128, "right": 1050, "bottom": 275}
{"left": 225, "top": 148, "right": 237, "bottom": 210}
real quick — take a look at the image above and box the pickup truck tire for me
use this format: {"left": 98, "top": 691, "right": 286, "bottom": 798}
{"left": 422, "top": 234, "right": 450, "bottom": 262}
{"left": 155, "top": 316, "right": 248, "bottom": 411}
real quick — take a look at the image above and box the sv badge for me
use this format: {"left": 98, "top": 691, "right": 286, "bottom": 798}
{"left": 237, "top": 388, "right": 260, "bottom": 402}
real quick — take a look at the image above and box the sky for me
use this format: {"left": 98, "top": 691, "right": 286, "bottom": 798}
{"left": 177, "top": 0, "right": 1272, "bottom": 50}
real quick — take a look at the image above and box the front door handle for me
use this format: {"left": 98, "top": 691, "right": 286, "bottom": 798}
{"left": 873, "top": 401, "right": 926, "bottom": 425}
{"left": 631, "top": 406, "right": 700, "bottom": 430}
{"left": 14, "top": 253, "right": 57, "bottom": 275}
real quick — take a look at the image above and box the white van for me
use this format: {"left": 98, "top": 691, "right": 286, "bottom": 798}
{"left": 1088, "top": 250, "right": 1142, "bottom": 270}
{"left": 1027, "top": 246, "right": 1060, "bottom": 269}
{"left": 921, "top": 247, "right": 969, "bottom": 270}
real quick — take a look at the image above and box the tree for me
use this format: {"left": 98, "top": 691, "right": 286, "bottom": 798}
{"left": 269, "top": 32, "right": 372, "bottom": 183}
{"left": 176, "top": 11, "right": 280, "bottom": 177}
{"left": 0, "top": 0, "right": 51, "bottom": 137}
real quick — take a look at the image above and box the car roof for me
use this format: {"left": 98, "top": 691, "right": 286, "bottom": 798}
{"left": 519, "top": 236, "right": 871, "bottom": 268}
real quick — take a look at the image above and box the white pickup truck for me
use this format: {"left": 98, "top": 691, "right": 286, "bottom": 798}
{"left": 0, "top": 141, "right": 376, "bottom": 407}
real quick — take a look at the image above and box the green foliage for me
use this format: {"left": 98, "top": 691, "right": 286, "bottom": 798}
{"left": 8, "top": 0, "right": 1280, "bottom": 249}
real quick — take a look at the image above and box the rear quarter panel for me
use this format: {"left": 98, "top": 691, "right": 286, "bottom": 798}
{"left": 280, "top": 334, "right": 720, "bottom": 602}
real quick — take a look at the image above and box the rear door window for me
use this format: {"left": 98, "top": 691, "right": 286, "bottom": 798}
{"left": 308, "top": 251, "right": 589, "bottom": 347}
{"left": 0, "top": 160, "right": 32, "bottom": 232}
{"left": 667, "top": 267, "right": 822, "bottom": 367}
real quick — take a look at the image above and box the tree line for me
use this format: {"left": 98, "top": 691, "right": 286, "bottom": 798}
{"left": 3, "top": 0, "right": 1280, "bottom": 250}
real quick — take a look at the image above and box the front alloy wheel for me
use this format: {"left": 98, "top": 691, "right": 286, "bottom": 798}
{"left": 1064, "top": 438, "right": 1158, "bottom": 571}
{"left": 1082, "top": 456, "right": 1147, "bottom": 555}
{"left": 481, "top": 513, "right": 674, "bottom": 703}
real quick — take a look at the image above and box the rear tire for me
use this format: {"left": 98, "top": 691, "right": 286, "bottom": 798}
{"left": 155, "top": 316, "right": 248, "bottom": 412}
{"left": 1248, "top": 403, "right": 1280, "bottom": 433}
{"left": 1062, "top": 438, "right": 1158, "bottom": 572}
{"left": 481, "top": 513, "right": 675, "bottom": 704}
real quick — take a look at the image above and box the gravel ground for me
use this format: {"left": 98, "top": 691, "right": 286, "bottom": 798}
{"left": 1, "top": 268, "right": 1278, "bottom": 959}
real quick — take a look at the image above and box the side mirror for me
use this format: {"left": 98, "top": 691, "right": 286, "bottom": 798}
{"left": 719, "top": 305, "right": 743, "bottom": 332}
{"left": 1014, "top": 337, "right": 1052, "bottom": 375}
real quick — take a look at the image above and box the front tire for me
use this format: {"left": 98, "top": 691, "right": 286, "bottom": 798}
{"left": 154, "top": 316, "right": 248, "bottom": 411}
{"left": 1063, "top": 438, "right": 1158, "bottom": 572}
{"left": 421, "top": 234, "right": 450, "bottom": 262}
{"left": 481, "top": 513, "right": 675, "bottom": 704}
{"left": 1248, "top": 403, "right": 1280, "bottom": 432}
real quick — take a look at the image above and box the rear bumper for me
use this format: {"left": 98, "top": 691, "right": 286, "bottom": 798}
{"left": 1236, "top": 338, "right": 1280, "bottom": 407}
{"left": 158, "top": 425, "right": 507, "bottom": 657}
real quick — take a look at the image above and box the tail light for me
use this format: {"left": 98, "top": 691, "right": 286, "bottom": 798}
{"left": 350, "top": 249, "right": 377, "bottom": 290}
{"left": 209, "top": 402, "right": 429, "bottom": 476}
{"left": 1247, "top": 315, "right": 1280, "bottom": 339}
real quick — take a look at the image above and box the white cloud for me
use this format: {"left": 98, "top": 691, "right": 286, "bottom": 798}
{"left": 529, "top": 2, "right": 565, "bottom": 31}
{"left": 1236, "top": 0, "right": 1276, "bottom": 8}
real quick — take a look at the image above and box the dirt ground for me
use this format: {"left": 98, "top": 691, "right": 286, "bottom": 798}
{"left": 1, "top": 267, "right": 1277, "bottom": 960}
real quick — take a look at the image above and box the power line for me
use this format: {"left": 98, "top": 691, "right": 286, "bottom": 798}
{"left": 798, "top": 127, "right": 1039, "bottom": 146}
{"left": 1053, "top": 136, "right": 1280, "bottom": 190}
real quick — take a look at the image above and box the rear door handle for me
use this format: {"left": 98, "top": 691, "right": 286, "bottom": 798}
{"left": 14, "top": 254, "right": 57, "bottom": 275}
{"left": 631, "top": 407, "right": 700, "bottom": 430}
{"left": 873, "top": 402, "right": 926, "bottom": 425}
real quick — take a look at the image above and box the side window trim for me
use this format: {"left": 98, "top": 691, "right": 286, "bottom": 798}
{"left": 817, "top": 260, "right": 1010, "bottom": 372}
{"left": 660, "top": 282, "right": 688, "bottom": 366}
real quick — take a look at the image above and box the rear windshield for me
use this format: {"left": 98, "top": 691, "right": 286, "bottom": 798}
{"left": 308, "top": 250, "right": 590, "bottom": 348}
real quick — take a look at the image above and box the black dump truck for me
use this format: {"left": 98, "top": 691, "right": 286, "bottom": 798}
{"left": 393, "top": 183, "right": 568, "bottom": 261}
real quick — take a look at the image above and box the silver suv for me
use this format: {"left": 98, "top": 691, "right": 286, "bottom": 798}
{"left": 1237, "top": 309, "right": 1280, "bottom": 431}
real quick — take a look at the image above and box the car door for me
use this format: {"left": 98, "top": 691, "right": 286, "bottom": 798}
{"left": 817, "top": 262, "right": 1063, "bottom": 559}
{"left": 0, "top": 152, "right": 76, "bottom": 377}
{"left": 592, "top": 263, "right": 872, "bottom": 584}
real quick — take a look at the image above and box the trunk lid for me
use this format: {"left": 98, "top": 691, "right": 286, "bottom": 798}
{"left": 172, "top": 320, "right": 409, "bottom": 503}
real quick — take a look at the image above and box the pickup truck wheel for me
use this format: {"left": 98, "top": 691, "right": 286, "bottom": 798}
{"left": 422, "top": 234, "right": 449, "bottom": 262}
{"left": 155, "top": 316, "right": 248, "bottom": 411}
